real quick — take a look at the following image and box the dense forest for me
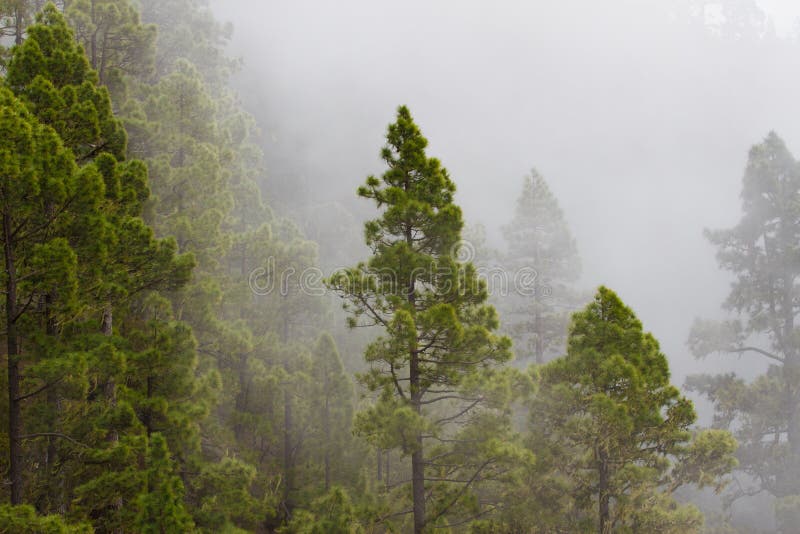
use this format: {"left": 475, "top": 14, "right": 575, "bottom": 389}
{"left": 0, "top": 1, "right": 798, "bottom": 532}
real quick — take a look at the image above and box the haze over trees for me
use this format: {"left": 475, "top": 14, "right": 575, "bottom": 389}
{"left": 0, "top": 0, "right": 796, "bottom": 532}
{"left": 688, "top": 132, "right": 800, "bottom": 530}
{"left": 499, "top": 170, "right": 582, "bottom": 365}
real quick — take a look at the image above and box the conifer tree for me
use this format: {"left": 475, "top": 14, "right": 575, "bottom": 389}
{"left": 5, "top": 3, "right": 126, "bottom": 161}
{"left": 331, "top": 106, "right": 525, "bottom": 533}
{"left": 0, "top": 85, "right": 87, "bottom": 504}
{"left": 531, "top": 287, "right": 736, "bottom": 533}
{"left": 310, "top": 333, "right": 354, "bottom": 492}
{"left": 66, "top": 0, "right": 156, "bottom": 97}
{"left": 688, "top": 131, "right": 800, "bottom": 518}
{"left": 3, "top": 9, "right": 195, "bottom": 523}
{"left": 500, "top": 169, "right": 581, "bottom": 364}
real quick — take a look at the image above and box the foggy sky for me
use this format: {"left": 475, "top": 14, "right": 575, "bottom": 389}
{"left": 211, "top": 0, "right": 800, "bottom": 402}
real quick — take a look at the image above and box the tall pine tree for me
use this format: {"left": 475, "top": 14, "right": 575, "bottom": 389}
{"left": 331, "top": 106, "right": 527, "bottom": 532}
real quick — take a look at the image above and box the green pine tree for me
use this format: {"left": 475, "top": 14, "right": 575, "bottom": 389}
{"left": 0, "top": 85, "right": 87, "bottom": 505}
{"left": 5, "top": 3, "right": 126, "bottom": 161}
{"left": 331, "top": 106, "right": 526, "bottom": 533}
{"left": 531, "top": 287, "right": 736, "bottom": 533}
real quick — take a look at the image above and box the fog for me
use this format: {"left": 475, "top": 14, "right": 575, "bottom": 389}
{"left": 210, "top": 0, "right": 800, "bottom": 395}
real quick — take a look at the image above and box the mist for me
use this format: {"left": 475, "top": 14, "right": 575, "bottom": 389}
{"left": 213, "top": 0, "right": 800, "bottom": 388}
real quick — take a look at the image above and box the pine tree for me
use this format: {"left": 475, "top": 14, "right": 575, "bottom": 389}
{"left": 532, "top": 287, "right": 736, "bottom": 533}
{"left": 500, "top": 169, "right": 581, "bottom": 364}
{"left": 3, "top": 9, "right": 194, "bottom": 523}
{"left": 688, "top": 131, "right": 800, "bottom": 518}
{"left": 66, "top": 0, "right": 156, "bottom": 98}
{"left": 331, "top": 106, "right": 525, "bottom": 532}
{"left": 5, "top": 3, "right": 126, "bottom": 161}
{"left": 136, "top": 0, "right": 237, "bottom": 89}
{"left": 310, "top": 333, "right": 354, "bottom": 492}
{"left": 0, "top": 86, "right": 88, "bottom": 505}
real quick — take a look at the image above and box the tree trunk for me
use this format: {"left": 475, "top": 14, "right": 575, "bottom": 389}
{"left": 45, "top": 293, "right": 64, "bottom": 513}
{"left": 598, "top": 447, "right": 610, "bottom": 534}
{"left": 281, "top": 318, "right": 293, "bottom": 518}
{"left": 411, "top": 440, "right": 425, "bottom": 534}
{"left": 282, "top": 387, "right": 293, "bottom": 515}
{"left": 385, "top": 449, "right": 390, "bottom": 491}
{"left": 323, "top": 372, "right": 331, "bottom": 491}
{"left": 90, "top": 0, "right": 98, "bottom": 70}
{"left": 4, "top": 211, "right": 22, "bottom": 504}
{"left": 410, "top": 350, "right": 425, "bottom": 534}
{"left": 102, "top": 304, "right": 117, "bottom": 444}
{"left": 534, "top": 306, "right": 543, "bottom": 364}
{"left": 13, "top": 6, "right": 22, "bottom": 46}
{"left": 234, "top": 356, "right": 250, "bottom": 441}
{"left": 376, "top": 448, "right": 382, "bottom": 482}
{"left": 102, "top": 304, "right": 123, "bottom": 530}
{"left": 404, "top": 193, "right": 425, "bottom": 533}
{"left": 143, "top": 375, "right": 153, "bottom": 437}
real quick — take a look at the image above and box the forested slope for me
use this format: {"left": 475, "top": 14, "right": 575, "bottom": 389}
{"left": 0, "top": 2, "right": 743, "bottom": 533}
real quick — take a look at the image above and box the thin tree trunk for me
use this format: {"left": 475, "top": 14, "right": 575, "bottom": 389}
{"left": 143, "top": 375, "right": 153, "bottom": 437}
{"left": 282, "top": 388, "right": 292, "bottom": 514}
{"left": 102, "top": 304, "right": 123, "bottom": 530}
{"left": 281, "top": 318, "right": 293, "bottom": 518}
{"left": 5, "top": 210, "right": 22, "bottom": 505}
{"left": 405, "top": 181, "right": 425, "bottom": 533}
{"left": 534, "top": 306, "right": 543, "bottom": 364}
{"left": 323, "top": 372, "right": 330, "bottom": 491}
{"left": 376, "top": 448, "right": 382, "bottom": 482}
{"left": 13, "top": 6, "right": 22, "bottom": 46}
{"left": 598, "top": 447, "right": 610, "bottom": 534}
{"left": 385, "top": 449, "right": 390, "bottom": 491}
{"left": 234, "top": 357, "right": 250, "bottom": 441}
{"left": 410, "top": 306, "right": 425, "bottom": 533}
{"left": 534, "top": 235, "right": 543, "bottom": 364}
{"left": 411, "top": 436, "right": 425, "bottom": 534}
{"left": 44, "top": 293, "right": 64, "bottom": 513}
{"left": 90, "top": 0, "right": 98, "bottom": 69}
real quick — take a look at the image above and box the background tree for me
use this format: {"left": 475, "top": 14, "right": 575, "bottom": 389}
{"left": 309, "top": 333, "right": 354, "bottom": 492}
{"left": 65, "top": 0, "right": 156, "bottom": 98}
{"left": 331, "top": 105, "right": 530, "bottom": 533}
{"left": 500, "top": 169, "right": 582, "bottom": 364}
{"left": 0, "top": 0, "right": 49, "bottom": 47}
{"left": 688, "top": 131, "right": 800, "bottom": 522}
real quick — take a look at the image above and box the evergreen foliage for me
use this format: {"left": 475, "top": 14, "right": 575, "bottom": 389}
{"left": 688, "top": 132, "right": 800, "bottom": 521}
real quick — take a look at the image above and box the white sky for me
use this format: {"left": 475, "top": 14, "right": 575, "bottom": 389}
{"left": 758, "top": 0, "right": 800, "bottom": 34}
{"left": 216, "top": 0, "right": 800, "bottom": 407}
